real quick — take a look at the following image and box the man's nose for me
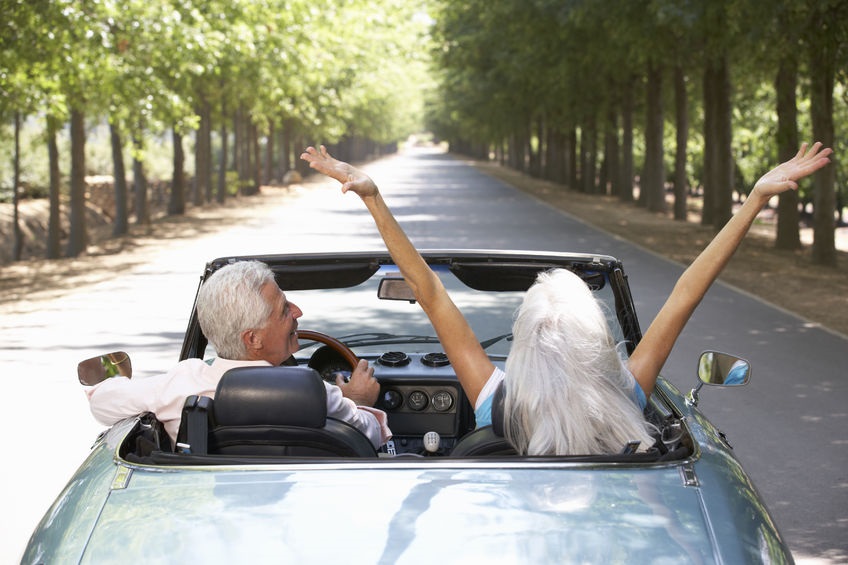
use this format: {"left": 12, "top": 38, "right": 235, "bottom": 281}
{"left": 290, "top": 302, "right": 303, "bottom": 319}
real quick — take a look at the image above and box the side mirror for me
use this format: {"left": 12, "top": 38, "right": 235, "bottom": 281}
{"left": 378, "top": 275, "right": 417, "bottom": 303}
{"left": 698, "top": 351, "right": 750, "bottom": 386}
{"left": 686, "top": 351, "right": 750, "bottom": 406}
{"left": 78, "top": 352, "right": 132, "bottom": 386}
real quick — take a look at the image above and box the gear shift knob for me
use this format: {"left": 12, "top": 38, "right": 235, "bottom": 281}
{"left": 423, "top": 431, "right": 440, "bottom": 453}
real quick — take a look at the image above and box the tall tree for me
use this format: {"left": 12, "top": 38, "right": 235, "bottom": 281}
{"left": 110, "top": 123, "right": 129, "bottom": 236}
{"left": 168, "top": 128, "right": 186, "bottom": 215}
{"left": 774, "top": 53, "right": 801, "bottom": 249}
{"left": 642, "top": 60, "right": 666, "bottom": 212}
{"left": 673, "top": 66, "right": 689, "bottom": 221}
{"left": 12, "top": 112, "right": 23, "bottom": 260}
{"left": 806, "top": 2, "right": 843, "bottom": 266}
{"left": 46, "top": 115, "right": 62, "bottom": 258}
{"left": 66, "top": 109, "right": 88, "bottom": 256}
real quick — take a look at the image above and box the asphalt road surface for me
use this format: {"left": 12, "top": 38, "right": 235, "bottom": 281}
{"left": 2, "top": 147, "right": 845, "bottom": 564}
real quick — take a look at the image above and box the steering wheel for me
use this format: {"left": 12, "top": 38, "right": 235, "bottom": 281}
{"left": 297, "top": 330, "right": 359, "bottom": 377}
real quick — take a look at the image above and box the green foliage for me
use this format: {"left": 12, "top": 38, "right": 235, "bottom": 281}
{"left": 2, "top": 0, "right": 845, "bottom": 233}
{"left": 426, "top": 0, "right": 846, "bottom": 210}
{"left": 0, "top": 0, "right": 433, "bottom": 197}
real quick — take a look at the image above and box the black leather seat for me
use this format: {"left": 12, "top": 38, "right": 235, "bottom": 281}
{"left": 177, "top": 366, "right": 377, "bottom": 458}
{"left": 450, "top": 382, "right": 517, "bottom": 456}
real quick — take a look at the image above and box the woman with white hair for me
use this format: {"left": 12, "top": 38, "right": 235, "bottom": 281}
{"left": 302, "top": 142, "right": 831, "bottom": 455}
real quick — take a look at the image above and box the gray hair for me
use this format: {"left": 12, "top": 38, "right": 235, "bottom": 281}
{"left": 503, "top": 269, "right": 655, "bottom": 455}
{"left": 196, "top": 261, "right": 276, "bottom": 360}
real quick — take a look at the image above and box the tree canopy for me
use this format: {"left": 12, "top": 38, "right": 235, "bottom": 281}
{"left": 1, "top": 0, "right": 846, "bottom": 265}
{"left": 426, "top": 0, "right": 846, "bottom": 265}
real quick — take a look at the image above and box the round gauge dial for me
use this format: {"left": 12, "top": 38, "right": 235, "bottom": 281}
{"left": 381, "top": 390, "right": 402, "bottom": 410}
{"left": 432, "top": 390, "right": 454, "bottom": 412}
{"left": 407, "top": 390, "right": 429, "bottom": 411}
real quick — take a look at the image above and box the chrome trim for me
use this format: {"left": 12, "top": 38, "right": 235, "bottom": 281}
{"left": 681, "top": 463, "right": 699, "bottom": 487}
{"left": 111, "top": 465, "right": 132, "bottom": 490}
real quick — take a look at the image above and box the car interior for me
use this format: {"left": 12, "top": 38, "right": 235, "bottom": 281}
{"left": 111, "top": 252, "right": 695, "bottom": 467}
{"left": 120, "top": 352, "right": 694, "bottom": 467}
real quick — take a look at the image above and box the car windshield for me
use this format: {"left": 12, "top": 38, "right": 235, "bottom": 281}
{"left": 285, "top": 264, "right": 625, "bottom": 360}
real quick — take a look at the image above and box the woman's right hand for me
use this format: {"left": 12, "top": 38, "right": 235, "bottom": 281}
{"left": 300, "top": 145, "right": 379, "bottom": 199}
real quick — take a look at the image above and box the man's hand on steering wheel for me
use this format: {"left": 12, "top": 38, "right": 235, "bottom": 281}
{"left": 337, "top": 359, "right": 379, "bottom": 407}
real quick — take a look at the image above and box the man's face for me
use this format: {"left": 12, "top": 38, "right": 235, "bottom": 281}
{"left": 255, "top": 282, "right": 303, "bottom": 365}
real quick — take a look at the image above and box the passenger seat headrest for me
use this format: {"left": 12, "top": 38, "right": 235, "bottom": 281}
{"left": 492, "top": 381, "right": 506, "bottom": 437}
{"left": 214, "top": 366, "right": 327, "bottom": 428}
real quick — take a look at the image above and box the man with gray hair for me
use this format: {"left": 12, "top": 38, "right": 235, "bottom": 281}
{"left": 86, "top": 260, "right": 390, "bottom": 448}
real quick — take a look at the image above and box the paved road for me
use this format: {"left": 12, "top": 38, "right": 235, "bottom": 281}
{"left": 2, "top": 147, "right": 845, "bottom": 563}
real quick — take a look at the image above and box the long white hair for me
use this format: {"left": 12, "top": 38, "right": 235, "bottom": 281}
{"left": 503, "top": 269, "right": 655, "bottom": 455}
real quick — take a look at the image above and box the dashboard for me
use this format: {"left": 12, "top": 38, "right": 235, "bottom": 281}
{"left": 308, "top": 348, "right": 484, "bottom": 455}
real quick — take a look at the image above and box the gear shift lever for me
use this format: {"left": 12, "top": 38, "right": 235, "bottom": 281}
{"left": 423, "top": 431, "right": 441, "bottom": 455}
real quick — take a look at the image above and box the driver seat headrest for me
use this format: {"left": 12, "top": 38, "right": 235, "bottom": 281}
{"left": 213, "top": 365, "right": 327, "bottom": 428}
{"left": 178, "top": 365, "right": 377, "bottom": 458}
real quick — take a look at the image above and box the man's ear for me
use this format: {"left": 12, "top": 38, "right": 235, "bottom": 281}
{"left": 242, "top": 328, "right": 262, "bottom": 352}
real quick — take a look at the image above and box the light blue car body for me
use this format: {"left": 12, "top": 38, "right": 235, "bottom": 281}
{"left": 23, "top": 251, "right": 792, "bottom": 564}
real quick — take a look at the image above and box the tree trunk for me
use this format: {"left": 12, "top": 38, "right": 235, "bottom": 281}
{"left": 66, "top": 109, "right": 88, "bottom": 257}
{"left": 567, "top": 127, "right": 578, "bottom": 191}
{"left": 235, "top": 107, "right": 248, "bottom": 195}
{"left": 195, "top": 97, "right": 212, "bottom": 206}
{"left": 168, "top": 128, "right": 186, "bottom": 215}
{"left": 774, "top": 55, "right": 801, "bottom": 250}
{"left": 110, "top": 123, "right": 129, "bottom": 236}
{"left": 280, "top": 118, "right": 292, "bottom": 179}
{"left": 581, "top": 113, "right": 598, "bottom": 194}
{"left": 605, "top": 107, "right": 621, "bottom": 197}
{"left": 620, "top": 86, "right": 634, "bottom": 203}
{"left": 251, "top": 121, "right": 261, "bottom": 194}
{"left": 808, "top": 23, "right": 837, "bottom": 266}
{"left": 12, "top": 112, "right": 23, "bottom": 261}
{"left": 264, "top": 121, "right": 275, "bottom": 185}
{"left": 544, "top": 126, "right": 561, "bottom": 183}
{"left": 702, "top": 65, "right": 716, "bottom": 226}
{"left": 46, "top": 115, "right": 62, "bottom": 259}
{"left": 132, "top": 132, "right": 150, "bottom": 226}
{"left": 217, "top": 105, "right": 228, "bottom": 204}
{"left": 713, "top": 56, "right": 734, "bottom": 230}
{"left": 643, "top": 61, "right": 666, "bottom": 212}
{"left": 673, "top": 66, "right": 689, "bottom": 221}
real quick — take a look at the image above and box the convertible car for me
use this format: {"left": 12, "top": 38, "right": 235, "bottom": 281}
{"left": 23, "top": 250, "right": 791, "bottom": 564}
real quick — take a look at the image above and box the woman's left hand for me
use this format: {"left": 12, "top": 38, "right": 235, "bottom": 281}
{"left": 752, "top": 142, "right": 832, "bottom": 199}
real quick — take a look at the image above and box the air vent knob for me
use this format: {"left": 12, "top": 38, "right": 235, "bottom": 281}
{"left": 421, "top": 352, "right": 450, "bottom": 367}
{"left": 378, "top": 351, "right": 411, "bottom": 367}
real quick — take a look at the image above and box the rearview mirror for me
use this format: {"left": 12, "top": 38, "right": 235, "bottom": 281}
{"left": 378, "top": 275, "right": 417, "bottom": 303}
{"left": 78, "top": 352, "right": 132, "bottom": 386}
{"left": 697, "top": 351, "right": 750, "bottom": 386}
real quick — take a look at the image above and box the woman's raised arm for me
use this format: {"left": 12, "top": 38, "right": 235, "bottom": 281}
{"left": 301, "top": 146, "right": 495, "bottom": 405}
{"left": 628, "top": 142, "right": 832, "bottom": 398}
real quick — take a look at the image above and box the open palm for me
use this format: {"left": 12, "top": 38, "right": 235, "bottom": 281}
{"left": 753, "top": 142, "right": 832, "bottom": 197}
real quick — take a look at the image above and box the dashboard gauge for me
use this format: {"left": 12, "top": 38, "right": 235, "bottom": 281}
{"left": 382, "top": 390, "right": 402, "bottom": 410}
{"left": 407, "top": 390, "right": 429, "bottom": 411}
{"left": 432, "top": 390, "right": 454, "bottom": 412}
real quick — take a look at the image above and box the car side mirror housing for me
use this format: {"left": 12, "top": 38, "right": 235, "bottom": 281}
{"left": 686, "top": 351, "right": 750, "bottom": 406}
{"left": 78, "top": 352, "right": 133, "bottom": 386}
{"left": 698, "top": 351, "right": 750, "bottom": 386}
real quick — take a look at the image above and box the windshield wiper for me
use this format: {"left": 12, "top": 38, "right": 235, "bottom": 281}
{"left": 335, "top": 333, "right": 443, "bottom": 348}
{"left": 303, "top": 332, "right": 512, "bottom": 351}
{"left": 480, "top": 333, "right": 512, "bottom": 350}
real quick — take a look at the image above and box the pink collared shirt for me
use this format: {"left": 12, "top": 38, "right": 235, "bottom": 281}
{"left": 86, "top": 357, "right": 392, "bottom": 449}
